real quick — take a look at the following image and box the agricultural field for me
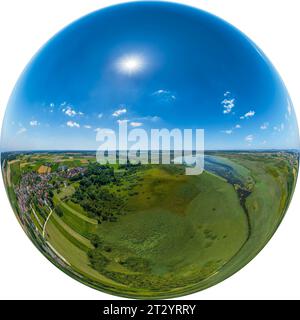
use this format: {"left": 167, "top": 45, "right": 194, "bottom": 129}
{"left": 1, "top": 150, "right": 299, "bottom": 298}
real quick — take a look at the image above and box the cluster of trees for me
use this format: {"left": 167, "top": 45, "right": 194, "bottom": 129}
{"left": 87, "top": 234, "right": 112, "bottom": 272}
{"left": 87, "top": 234, "right": 150, "bottom": 275}
{"left": 118, "top": 162, "right": 142, "bottom": 171}
{"left": 87, "top": 248, "right": 109, "bottom": 272}
{"left": 72, "top": 163, "right": 124, "bottom": 223}
{"left": 31, "top": 196, "right": 48, "bottom": 221}
{"left": 55, "top": 205, "right": 64, "bottom": 217}
{"left": 120, "top": 256, "right": 150, "bottom": 273}
{"left": 78, "top": 163, "right": 116, "bottom": 187}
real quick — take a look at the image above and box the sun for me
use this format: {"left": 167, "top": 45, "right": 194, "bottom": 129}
{"left": 117, "top": 55, "right": 144, "bottom": 75}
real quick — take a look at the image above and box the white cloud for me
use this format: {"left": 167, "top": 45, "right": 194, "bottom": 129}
{"left": 29, "top": 120, "right": 39, "bottom": 127}
{"left": 117, "top": 119, "right": 129, "bottom": 125}
{"left": 260, "top": 122, "right": 269, "bottom": 130}
{"left": 64, "top": 107, "right": 76, "bottom": 117}
{"left": 130, "top": 122, "right": 143, "bottom": 127}
{"left": 17, "top": 127, "right": 27, "bottom": 135}
{"left": 48, "top": 103, "right": 55, "bottom": 113}
{"left": 244, "top": 110, "right": 255, "bottom": 118}
{"left": 273, "top": 123, "right": 285, "bottom": 132}
{"left": 224, "top": 91, "right": 231, "bottom": 97}
{"left": 62, "top": 105, "right": 83, "bottom": 117}
{"left": 151, "top": 116, "right": 160, "bottom": 122}
{"left": 152, "top": 90, "right": 176, "bottom": 102}
{"left": 235, "top": 124, "right": 241, "bottom": 129}
{"left": 98, "top": 113, "right": 103, "bottom": 119}
{"left": 222, "top": 98, "right": 235, "bottom": 114}
{"left": 139, "top": 115, "right": 160, "bottom": 122}
{"left": 245, "top": 134, "right": 254, "bottom": 142}
{"left": 84, "top": 125, "right": 92, "bottom": 129}
{"left": 66, "top": 121, "right": 80, "bottom": 128}
{"left": 240, "top": 116, "right": 245, "bottom": 120}
{"left": 222, "top": 129, "right": 233, "bottom": 135}
{"left": 112, "top": 108, "right": 127, "bottom": 117}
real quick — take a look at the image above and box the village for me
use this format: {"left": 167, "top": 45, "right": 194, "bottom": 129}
{"left": 15, "top": 164, "right": 87, "bottom": 215}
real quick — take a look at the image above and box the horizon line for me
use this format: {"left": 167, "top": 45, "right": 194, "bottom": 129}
{"left": 1, "top": 148, "right": 299, "bottom": 153}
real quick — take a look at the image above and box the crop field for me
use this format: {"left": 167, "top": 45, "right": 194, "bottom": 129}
{"left": 1, "top": 150, "right": 298, "bottom": 298}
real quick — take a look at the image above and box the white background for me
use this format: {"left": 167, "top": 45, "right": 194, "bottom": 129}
{"left": 0, "top": 0, "right": 299, "bottom": 300}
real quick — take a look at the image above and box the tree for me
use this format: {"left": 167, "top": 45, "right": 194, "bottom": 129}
{"left": 55, "top": 205, "right": 64, "bottom": 217}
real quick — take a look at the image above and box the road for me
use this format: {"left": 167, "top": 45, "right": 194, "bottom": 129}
{"left": 42, "top": 205, "right": 53, "bottom": 238}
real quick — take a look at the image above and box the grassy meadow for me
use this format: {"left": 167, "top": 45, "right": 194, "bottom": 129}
{"left": 1, "top": 150, "right": 298, "bottom": 298}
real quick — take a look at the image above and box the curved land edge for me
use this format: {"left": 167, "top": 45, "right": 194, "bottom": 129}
{"left": 1, "top": 150, "right": 298, "bottom": 298}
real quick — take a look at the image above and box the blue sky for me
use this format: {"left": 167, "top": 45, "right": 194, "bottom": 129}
{"left": 1, "top": 2, "right": 299, "bottom": 151}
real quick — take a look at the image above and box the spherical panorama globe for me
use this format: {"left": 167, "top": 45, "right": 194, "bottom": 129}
{"left": 1, "top": 2, "right": 299, "bottom": 299}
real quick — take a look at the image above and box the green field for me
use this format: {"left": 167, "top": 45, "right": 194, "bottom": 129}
{"left": 1, "top": 150, "right": 298, "bottom": 298}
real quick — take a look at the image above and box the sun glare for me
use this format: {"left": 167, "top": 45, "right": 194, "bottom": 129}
{"left": 117, "top": 55, "right": 144, "bottom": 75}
